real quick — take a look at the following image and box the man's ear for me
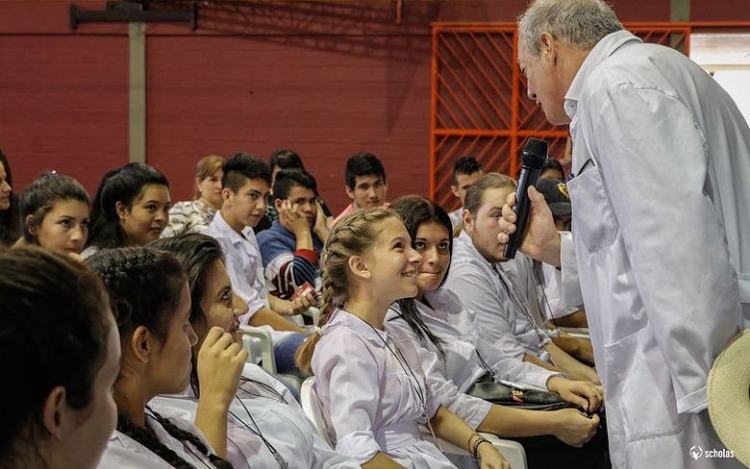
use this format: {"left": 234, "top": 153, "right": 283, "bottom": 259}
{"left": 347, "top": 255, "right": 371, "bottom": 280}
{"left": 450, "top": 185, "right": 460, "bottom": 199}
{"left": 41, "top": 386, "right": 67, "bottom": 442}
{"left": 274, "top": 198, "right": 284, "bottom": 212}
{"left": 540, "top": 31, "right": 556, "bottom": 64}
{"left": 461, "top": 209, "right": 474, "bottom": 234}
{"left": 221, "top": 188, "right": 233, "bottom": 205}
{"left": 345, "top": 186, "right": 355, "bottom": 201}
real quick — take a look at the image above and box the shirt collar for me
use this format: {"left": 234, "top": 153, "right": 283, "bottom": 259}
{"left": 214, "top": 211, "right": 254, "bottom": 246}
{"left": 564, "top": 30, "right": 641, "bottom": 120}
{"left": 324, "top": 308, "right": 389, "bottom": 348}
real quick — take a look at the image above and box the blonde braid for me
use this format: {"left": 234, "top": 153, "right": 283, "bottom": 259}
{"left": 295, "top": 208, "right": 396, "bottom": 374}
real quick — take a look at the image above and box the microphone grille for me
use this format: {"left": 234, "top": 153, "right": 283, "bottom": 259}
{"left": 522, "top": 137, "right": 548, "bottom": 168}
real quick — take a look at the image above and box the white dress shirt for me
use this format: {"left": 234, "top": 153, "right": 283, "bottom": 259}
{"left": 204, "top": 211, "right": 268, "bottom": 322}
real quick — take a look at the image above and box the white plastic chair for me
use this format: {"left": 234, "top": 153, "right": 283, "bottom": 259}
{"left": 239, "top": 325, "right": 277, "bottom": 373}
{"left": 300, "top": 377, "right": 528, "bottom": 468}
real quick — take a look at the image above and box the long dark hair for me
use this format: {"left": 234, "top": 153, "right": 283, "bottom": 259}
{"left": 0, "top": 149, "right": 21, "bottom": 246}
{"left": 148, "top": 233, "right": 225, "bottom": 397}
{"left": 86, "top": 247, "right": 233, "bottom": 469}
{"left": 0, "top": 247, "right": 111, "bottom": 464}
{"left": 86, "top": 163, "right": 169, "bottom": 250}
{"left": 389, "top": 195, "right": 452, "bottom": 355}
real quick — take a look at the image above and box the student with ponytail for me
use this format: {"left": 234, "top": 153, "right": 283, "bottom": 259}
{"left": 149, "top": 233, "right": 359, "bottom": 469}
{"left": 87, "top": 247, "right": 242, "bottom": 468}
{"left": 295, "top": 208, "right": 509, "bottom": 469}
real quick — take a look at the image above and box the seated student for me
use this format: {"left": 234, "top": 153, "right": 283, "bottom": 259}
{"left": 258, "top": 169, "right": 329, "bottom": 300}
{"left": 448, "top": 156, "right": 484, "bottom": 231}
{"left": 257, "top": 149, "right": 333, "bottom": 233}
{"left": 150, "top": 233, "right": 360, "bottom": 469}
{"left": 16, "top": 172, "right": 90, "bottom": 258}
{"left": 88, "top": 247, "right": 237, "bottom": 468}
{"left": 162, "top": 155, "right": 224, "bottom": 238}
{"left": 204, "top": 152, "right": 314, "bottom": 375}
{"left": 82, "top": 162, "right": 171, "bottom": 258}
{"left": 445, "top": 173, "right": 600, "bottom": 385}
{"left": 332, "top": 152, "right": 388, "bottom": 224}
{"left": 0, "top": 248, "right": 119, "bottom": 469}
{"left": 296, "top": 208, "right": 509, "bottom": 469}
{"left": 387, "top": 196, "right": 607, "bottom": 469}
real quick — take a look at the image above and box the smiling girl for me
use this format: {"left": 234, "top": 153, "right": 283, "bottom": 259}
{"left": 296, "top": 208, "right": 508, "bottom": 469}
{"left": 83, "top": 163, "right": 171, "bottom": 258}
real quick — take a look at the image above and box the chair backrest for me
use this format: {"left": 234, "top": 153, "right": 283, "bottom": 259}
{"left": 300, "top": 376, "right": 332, "bottom": 444}
{"left": 239, "top": 326, "right": 277, "bottom": 373}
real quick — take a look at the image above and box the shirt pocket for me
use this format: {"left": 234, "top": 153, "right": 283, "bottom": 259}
{"left": 566, "top": 161, "right": 619, "bottom": 252}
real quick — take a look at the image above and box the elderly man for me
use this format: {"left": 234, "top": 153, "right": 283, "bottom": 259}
{"left": 499, "top": 0, "right": 749, "bottom": 467}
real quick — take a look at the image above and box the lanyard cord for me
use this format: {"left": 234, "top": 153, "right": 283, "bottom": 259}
{"left": 230, "top": 396, "right": 289, "bottom": 469}
{"left": 492, "top": 264, "right": 548, "bottom": 347}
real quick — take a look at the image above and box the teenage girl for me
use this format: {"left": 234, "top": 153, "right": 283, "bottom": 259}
{"left": 83, "top": 163, "right": 171, "bottom": 257}
{"left": 296, "top": 208, "right": 509, "bottom": 469}
{"left": 16, "top": 172, "right": 90, "bottom": 256}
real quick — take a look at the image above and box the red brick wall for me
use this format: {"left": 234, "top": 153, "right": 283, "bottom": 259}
{"left": 5, "top": 0, "right": 731, "bottom": 213}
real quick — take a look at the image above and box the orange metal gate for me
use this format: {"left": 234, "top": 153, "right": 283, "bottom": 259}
{"left": 430, "top": 23, "right": 691, "bottom": 211}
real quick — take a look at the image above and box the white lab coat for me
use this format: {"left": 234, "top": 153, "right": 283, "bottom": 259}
{"left": 311, "top": 309, "right": 457, "bottom": 468}
{"left": 562, "top": 30, "right": 745, "bottom": 468}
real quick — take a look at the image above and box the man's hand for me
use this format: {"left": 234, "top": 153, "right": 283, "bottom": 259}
{"left": 312, "top": 201, "right": 330, "bottom": 242}
{"left": 498, "top": 186, "right": 561, "bottom": 266}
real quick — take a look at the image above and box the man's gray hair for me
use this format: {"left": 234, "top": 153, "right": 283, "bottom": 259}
{"left": 518, "top": 0, "right": 623, "bottom": 56}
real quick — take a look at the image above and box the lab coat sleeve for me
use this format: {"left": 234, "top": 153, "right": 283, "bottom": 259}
{"left": 590, "top": 83, "right": 740, "bottom": 413}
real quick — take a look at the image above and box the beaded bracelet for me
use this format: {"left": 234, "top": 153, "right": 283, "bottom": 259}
{"left": 471, "top": 435, "right": 491, "bottom": 463}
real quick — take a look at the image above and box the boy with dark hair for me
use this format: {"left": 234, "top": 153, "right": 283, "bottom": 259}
{"left": 333, "top": 152, "right": 388, "bottom": 224}
{"left": 448, "top": 156, "right": 484, "bottom": 230}
{"left": 204, "top": 152, "right": 313, "bottom": 375}
{"left": 258, "top": 168, "right": 329, "bottom": 300}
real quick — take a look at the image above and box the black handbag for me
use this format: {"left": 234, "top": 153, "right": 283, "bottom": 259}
{"left": 467, "top": 374, "right": 574, "bottom": 411}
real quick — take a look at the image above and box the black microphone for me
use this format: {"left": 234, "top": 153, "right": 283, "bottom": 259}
{"left": 503, "top": 137, "right": 549, "bottom": 259}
